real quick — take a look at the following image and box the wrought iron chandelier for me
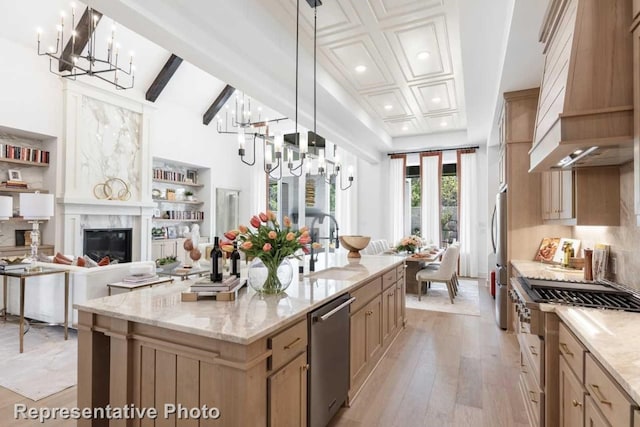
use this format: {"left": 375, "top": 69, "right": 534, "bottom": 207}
{"left": 37, "top": 5, "right": 135, "bottom": 90}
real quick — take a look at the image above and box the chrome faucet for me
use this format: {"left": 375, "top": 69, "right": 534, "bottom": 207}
{"left": 309, "top": 213, "right": 339, "bottom": 272}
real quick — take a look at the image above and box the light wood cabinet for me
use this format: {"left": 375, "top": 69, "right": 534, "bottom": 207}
{"left": 542, "top": 168, "right": 620, "bottom": 226}
{"left": 584, "top": 396, "right": 609, "bottom": 427}
{"left": 559, "top": 357, "right": 585, "bottom": 427}
{"left": 349, "top": 264, "right": 405, "bottom": 403}
{"left": 558, "top": 321, "right": 639, "bottom": 427}
{"left": 542, "top": 170, "right": 573, "bottom": 221}
{"left": 268, "top": 351, "right": 308, "bottom": 427}
{"left": 349, "top": 295, "right": 383, "bottom": 394}
{"left": 382, "top": 285, "right": 397, "bottom": 346}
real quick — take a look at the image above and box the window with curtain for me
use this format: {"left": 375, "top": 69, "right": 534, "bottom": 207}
{"left": 407, "top": 165, "right": 421, "bottom": 235}
{"left": 441, "top": 163, "right": 458, "bottom": 246}
{"left": 457, "top": 148, "right": 478, "bottom": 277}
{"left": 388, "top": 155, "right": 406, "bottom": 246}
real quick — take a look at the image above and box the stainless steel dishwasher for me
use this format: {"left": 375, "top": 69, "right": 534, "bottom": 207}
{"left": 308, "top": 293, "right": 355, "bottom": 427}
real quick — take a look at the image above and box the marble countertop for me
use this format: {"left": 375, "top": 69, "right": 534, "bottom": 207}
{"left": 511, "top": 259, "right": 585, "bottom": 281}
{"left": 75, "top": 254, "right": 404, "bottom": 345}
{"left": 555, "top": 306, "right": 640, "bottom": 405}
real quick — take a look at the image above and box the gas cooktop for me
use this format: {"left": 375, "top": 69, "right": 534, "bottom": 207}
{"left": 519, "top": 277, "right": 640, "bottom": 312}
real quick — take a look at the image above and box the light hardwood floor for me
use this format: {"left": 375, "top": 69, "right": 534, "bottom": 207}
{"left": 0, "top": 283, "right": 527, "bottom": 427}
{"left": 329, "top": 282, "right": 529, "bottom": 427}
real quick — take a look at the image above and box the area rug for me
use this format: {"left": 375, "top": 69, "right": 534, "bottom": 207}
{"left": 0, "top": 321, "right": 77, "bottom": 401}
{"left": 405, "top": 278, "right": 480, "bottom": 317}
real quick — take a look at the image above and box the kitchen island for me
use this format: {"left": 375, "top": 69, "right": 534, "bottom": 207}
{"left": 75, "top": 254, "right": 406, "bottom": 427}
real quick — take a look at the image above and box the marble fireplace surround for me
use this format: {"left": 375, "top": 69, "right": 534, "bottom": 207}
{"left": 57, "top": 81, "right": 155, "bottom": 261}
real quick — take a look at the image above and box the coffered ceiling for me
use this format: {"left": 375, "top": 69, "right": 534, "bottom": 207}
{"left": 270, "top": 0, "right": 466, "bottom": 137}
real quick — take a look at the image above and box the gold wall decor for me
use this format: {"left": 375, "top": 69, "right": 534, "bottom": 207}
{"left": 93, "top": 177, "right": 131, "bottom": 201}
{"left": 305, "top": 179, "right": 315, "bottom": 207}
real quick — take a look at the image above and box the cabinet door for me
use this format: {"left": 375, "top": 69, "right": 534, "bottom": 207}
{"left": 542, "top": 171, "right": 552, "bottom": 220}
{"left": 584, "top": 396, "right": 609, "bottom": 427}
{"left": 175, "top": 238, "right": 188, "bottom": 264}
{"left": 559, "top": 357, "right": 585, "bottom": 427}
{"left": 381, "top": 286, "right": 397, "bottom": 345}
{"left": 558, "top": 170, "right": 573, "bottom": 220}
{"left": 151, "top": 241, "right": 164, "bottom": 260}
{"left": 365, "top": 296, "right": 382, "bottom": 363}
{"left": 550, "top": 170, "right": 562, "bottom": 220}
{"left": 268, "top": 351, "right": 308, "bottom": 427}
{"left": 350, "top": 308, "right": 367, "bottom": 388}
{"left": 395, "top": 280, "right": 404, "bottom": 328}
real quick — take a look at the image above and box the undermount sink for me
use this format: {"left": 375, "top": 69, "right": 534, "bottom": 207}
{"left": 305, "top": 267, "right": 362, "bottom": 281}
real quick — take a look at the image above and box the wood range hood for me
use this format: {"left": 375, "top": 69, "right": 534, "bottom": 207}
{"left": 529, "top": 0, "right": 633, "bottom": 172}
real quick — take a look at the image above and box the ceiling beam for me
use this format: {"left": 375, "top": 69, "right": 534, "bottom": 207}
{"left": 145, "top": 54, "right": 183, "bottom": 102}
{"left": 59, "top": 8, "right": 103, "bottom": 72}
{"left": 203, "top": 85, "right": 236, "bottom": 125}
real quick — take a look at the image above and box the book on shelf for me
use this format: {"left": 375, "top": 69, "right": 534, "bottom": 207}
{"left": 122, "top": 273, "right": 159, "bottom": 283}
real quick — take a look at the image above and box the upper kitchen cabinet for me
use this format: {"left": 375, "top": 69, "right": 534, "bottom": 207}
{"left": 530, "top": 0, "right": 633, "bottom": 172}
{"left": 542, "top": 167, "right": 620, "bottom": 225}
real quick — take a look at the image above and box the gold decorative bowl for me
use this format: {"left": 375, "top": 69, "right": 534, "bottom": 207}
{"left": 339, "top": 235, "right": 371, "bottom": 258}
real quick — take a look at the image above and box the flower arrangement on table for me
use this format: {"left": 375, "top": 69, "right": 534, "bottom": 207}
{"left": 396, "top": 235, "right": 423, "bottom": 253}
{"left": 223, "top": 211, "right": 320, "bottom": 293}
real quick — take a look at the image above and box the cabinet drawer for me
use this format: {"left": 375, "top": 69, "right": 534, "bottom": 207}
{"left": 351, "top": 277, "right": 382, "bottom": 313}
{"left": 382, "top": 269, "right": 396, "bottom": 290}
{"left": 559, "top": 322, "right": 586, "bottom": 381}
{"left": 518, "top": 333, "right": 544, "bottom": 385}
{"left": 519, "top": 366, "right": 544, "bottom": 427}
{"left": 396, "top": 264, "right": 405, "bottom": 280}
{"left": 269, "top": 318, "right": 308, "bottom": 372}
{"left": 585, "top": 353, "right": 632, "bottom": 427}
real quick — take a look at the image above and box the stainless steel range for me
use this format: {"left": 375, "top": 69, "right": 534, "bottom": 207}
{"left": 509, "top": 276, "right": 640, "bottom": 335}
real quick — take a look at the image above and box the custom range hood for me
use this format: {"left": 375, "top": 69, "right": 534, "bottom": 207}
{"left": 529, "top": 0, "right": 633, "bottom": 172}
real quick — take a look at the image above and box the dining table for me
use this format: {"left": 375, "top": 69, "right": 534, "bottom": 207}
{"left": 403, "top": 248, "right": 445, "bottom": 295}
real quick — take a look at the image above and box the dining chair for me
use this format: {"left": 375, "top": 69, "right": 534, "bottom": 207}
{"left": 424, "top": 242, "right": 460, "bottom": 295}
{"left": 415, "top": 245, "right": 460, "bottom": 303}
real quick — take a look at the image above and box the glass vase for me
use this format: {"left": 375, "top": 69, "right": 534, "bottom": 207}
{"left": 247, "top": 257, "right": 293, "bottom": 294}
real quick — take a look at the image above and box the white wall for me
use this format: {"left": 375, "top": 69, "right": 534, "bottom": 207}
{"left": 0, "top": 36, "right": 252, "bottom": 246}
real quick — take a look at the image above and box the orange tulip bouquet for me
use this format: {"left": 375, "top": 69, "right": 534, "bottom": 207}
{"left": 224, "top": 211, "right": 312, "bottom": 293}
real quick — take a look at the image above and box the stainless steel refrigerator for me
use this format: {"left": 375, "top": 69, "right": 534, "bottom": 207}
{"left": 491, "top": 186, "right": 508, "bottom": 329}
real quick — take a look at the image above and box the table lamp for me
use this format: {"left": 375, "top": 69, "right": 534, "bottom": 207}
{"left": 19, "top": 192, "right": 54, "bottom": 270}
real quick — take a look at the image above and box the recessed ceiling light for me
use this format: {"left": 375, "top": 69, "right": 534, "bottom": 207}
{"left": 417, "top": 51, "right": 431, "bottom": 60}
{"left": 355, "top": 65, "right": 367, "bottom": 73}
{"left": 431, "top": 97, "right": 441, "bottom": 103}
{"left": 401, "top": 126, "right": 408, "bottom": 131}
{"left": 440, "top": 121, "right": 448, "bottom": 127}
{"left": 384, "top": 104, "right": 393, "bottom": 111}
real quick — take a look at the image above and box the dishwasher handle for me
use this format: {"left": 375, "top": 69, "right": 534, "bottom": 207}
{"left": 317, "top": 297, "right": 356, "bottom": 322}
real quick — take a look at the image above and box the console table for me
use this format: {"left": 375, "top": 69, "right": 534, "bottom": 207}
{"left": 1, "top": 267, "right": 69, "bottom": 353}
{"left": 107, "top": 276, "right": 174, "bottom": 296}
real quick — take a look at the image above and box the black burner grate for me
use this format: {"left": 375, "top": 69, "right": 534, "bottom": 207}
{"left": 532, "top": 287, "right": 640, "bottom": 312}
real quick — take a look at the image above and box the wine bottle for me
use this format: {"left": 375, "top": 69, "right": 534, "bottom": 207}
{"left": 211, "top": 236, "right": 223, "bottom": 282}
{"left": 231, "top": 242, "right": 241, "bottom": 278}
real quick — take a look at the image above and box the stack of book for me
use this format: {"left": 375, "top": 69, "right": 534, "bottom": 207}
{"left": 2, "top": 180, "right": 28, "bottom": 189}
{"left": 122, "top": 273, "right": 159, "bottom": 283}
{"left": 0, "top": 262, "right": 31, "bottom": 271}
{"left": 190, "top": 275, "right": 241, "bottom": 293}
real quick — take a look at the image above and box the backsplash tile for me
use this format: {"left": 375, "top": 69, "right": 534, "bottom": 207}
{"left": 573, "top": 162, "right": 640, "bottom": 289}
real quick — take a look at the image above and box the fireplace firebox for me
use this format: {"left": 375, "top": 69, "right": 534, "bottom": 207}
{"left": 83, "top": 228, "right": 132, "bottom": 263}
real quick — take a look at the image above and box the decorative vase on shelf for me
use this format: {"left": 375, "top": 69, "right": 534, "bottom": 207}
{"left": 247, "top": 257, "right": 293, "bottom": 294}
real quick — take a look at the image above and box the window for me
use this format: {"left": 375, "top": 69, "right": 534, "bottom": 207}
{"left": 441, "top": 163, "right": 458, "bottom": 246}
{"left": 406, "top": 165, "right": 421, "bottom": 236}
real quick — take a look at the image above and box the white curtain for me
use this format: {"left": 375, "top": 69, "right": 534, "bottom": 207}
{"left": 251, "top": 166, "right": 267, "bottom": 216}
{"left": 420, "top": 153, "right": 441, "bottom": 246}
{"left": 459, "top": 150, "right": 478, "bottom": 277}
{"left": 388, "top": 156, "right": 405, "bottom": 246}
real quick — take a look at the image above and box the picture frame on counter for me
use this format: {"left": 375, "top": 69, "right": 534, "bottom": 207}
{"left": 7, "top": 169, "right": 22, "bottom": 182}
